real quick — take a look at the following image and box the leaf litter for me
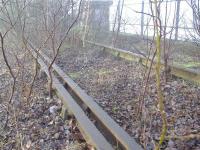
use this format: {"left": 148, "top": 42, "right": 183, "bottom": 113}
{"left": 57, "top": 45, "right": 200, "bottom": 150}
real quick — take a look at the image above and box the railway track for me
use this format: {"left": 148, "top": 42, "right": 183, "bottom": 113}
{"left": 30, "top": 48, "right": 143, "bottom": 150}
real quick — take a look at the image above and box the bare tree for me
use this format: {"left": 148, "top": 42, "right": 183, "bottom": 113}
{"left": 187, "top": 0, "right": 200, "bottom": 44}
{"left": 82, "top": 0, "right": 90, "bottom": 47}
{"left": 111, "top": 0, "right": 124, "bottom": 47}
{"left": 150, "top": 1, "right": 167, "bottom": 149}
{"left": 40, "top": 0, "right": 82, "bottom": 97}
{"left": 0, "top": 0, "right": 30, "bottom": 129}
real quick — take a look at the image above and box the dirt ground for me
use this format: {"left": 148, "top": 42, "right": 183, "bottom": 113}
{"left": 57, "top": 44, "right": 200, "bottom": 150}
{"left": 0, "top": 54, "right": 86, "bottom": 150}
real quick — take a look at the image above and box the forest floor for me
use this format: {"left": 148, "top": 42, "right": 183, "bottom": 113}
{"left": 0, "top": 54, "right": 86, "bottom": 150}
{"left": 57, "top": 44, "right": 200, "bottom": 150}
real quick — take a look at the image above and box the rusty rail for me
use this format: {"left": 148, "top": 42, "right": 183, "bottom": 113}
{"left": 30, "top": 49, "right": 143, "bottom": 150}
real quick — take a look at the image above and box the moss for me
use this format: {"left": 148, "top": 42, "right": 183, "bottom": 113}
{"left": 108, "top": 49, "right": 120, "bottom": 57}
{"left": 60, "top": 44, "right": 71, "bottom": 53}
{"left": 105, "top": 47, "right": 141, "bottom": 62}
{"left": 181, "top": 62, "right": 200, "bottom": 68}
{"left": 118, "top": 52, "right": 137, "bottom": 61}
{"left": 171, "top": 66, "right": 200, "bottom": 84}
{"left": 68, "top": 72, "right": 81, "bottom": 79}
{"left": 112, "top": 106, "right": 118, "bottom": 113}
{"left": 97, "top": 68, "right": 112, "bottom": 76}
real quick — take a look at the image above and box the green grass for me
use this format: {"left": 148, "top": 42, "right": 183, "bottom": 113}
{"left": 68, "top": 72, "right": 81, "bottom": 79}
{"left": 181, "top": 62, "right": 200, "bottom": 68}
{"left": 97, "top": 68, "right": 112, "bottom": 76}
{"left": 60, "top": 43, "right": 71, "bottom": 52}
{"left": 112, "top": 106, "right": 118, "bottom": 113}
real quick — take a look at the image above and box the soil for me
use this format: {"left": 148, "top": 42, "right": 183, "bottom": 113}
{"left": 0, "top": 54, "right": 87, "bottom": 150}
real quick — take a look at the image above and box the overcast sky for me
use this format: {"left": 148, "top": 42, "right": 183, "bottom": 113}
{"left": 109, "top": 0, "right": 194, "bottom": 39}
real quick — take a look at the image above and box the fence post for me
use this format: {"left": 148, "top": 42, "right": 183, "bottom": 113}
{"left": 141, "top": 0, "right": 144, "bottom": 36}
{"left": 175, "top": 0, "right": 181, "bottom": 40}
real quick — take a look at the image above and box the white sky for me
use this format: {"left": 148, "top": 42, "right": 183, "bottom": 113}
{"left": 109, "top": 0, "right": 194, "bottom": 39}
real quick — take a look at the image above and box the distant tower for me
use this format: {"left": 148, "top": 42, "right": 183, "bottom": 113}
{"left": 88, "top": 0, "right": 113, "bottom": 31}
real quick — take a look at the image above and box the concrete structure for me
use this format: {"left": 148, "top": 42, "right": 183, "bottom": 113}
{"left": 88, "top": 0, "right": 112, "bottom": 31}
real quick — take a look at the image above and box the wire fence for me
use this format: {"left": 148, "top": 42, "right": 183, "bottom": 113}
{"left": 107, "top": 0, "right": 196, "bottom": 40}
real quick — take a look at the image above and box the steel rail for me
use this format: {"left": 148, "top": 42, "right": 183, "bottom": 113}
{"left": 30, "top": 49, "right": 143, "bottom": 150}
{"left": 38, "top": 50, "right": 143, "bottom": 150}
{"left": 31, "top": 49, "right": 114, "bottom": 150}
